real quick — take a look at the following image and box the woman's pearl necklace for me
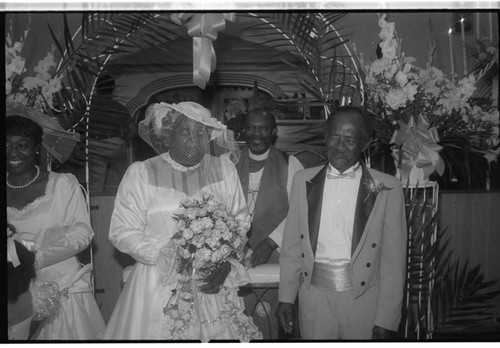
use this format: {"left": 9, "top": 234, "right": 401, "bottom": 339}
{"left": 7, "top": 165, "right": 41, "bottom": 189}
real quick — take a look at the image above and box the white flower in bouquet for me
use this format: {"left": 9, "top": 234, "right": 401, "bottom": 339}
{"left": 205, "top": 236, "right": 221, "bottom": 249}
{"left": 191, "top": 235, "right": 204, "bottom": 248}
{"left": 171, "top": 194, "right": 245, "bottom": 280}
{"left": 189, "top": 220, "right": 203, "bottom": 234}
{"left": 232, "top": 236, "right": 243, "bottom": 249}
{"left": 219, "top": 244, "right": 232, "bottom": 258}
{"left": 181, "top": 228, "right": 194, "bottom": 240}
{"left": 206, "top": 199, "right": 218, "bottom": 213}
{"left": 180, "top": 247, "right": 191, "bottom": 259}
{"left": 215, "top": 218, "right": 228, "bottom": 231}
{"left": 185, "top": 210, "right": 197, "bottom": 221}
{"left": 199, "top": 216, "right": 214, "bottom": 230}
{"left": 192, "top": 257, "right": 204, "bottom": 269}
{"left": 221, "top": 229, "right": 233, "bottom": 241}
{"left": 211, "top": 250, "right": 224, "bottom": 263}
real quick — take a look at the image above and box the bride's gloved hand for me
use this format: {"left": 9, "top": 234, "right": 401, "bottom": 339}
{"left": 155, "top": 244, "right": 176, "bottom": 286}
{"left": 198, "top": 261, "right": 231, "bottom": 294}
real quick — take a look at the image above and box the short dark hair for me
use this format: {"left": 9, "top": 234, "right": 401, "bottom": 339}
{"left": 6, "top": 115, "right": 44, "bottom": 147}
{"left": 325, "top": 106, "right": 370, "bottom": 142}
{"left": 8, "top": 240, "right": 37, "bottom": 303}
{"left": 247, "top": 108, "right": 277, "bottom": 130}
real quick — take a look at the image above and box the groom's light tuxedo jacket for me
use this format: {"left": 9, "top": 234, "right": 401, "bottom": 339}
{"left": 279, "top": 163, "right": 407, "bottom": 331}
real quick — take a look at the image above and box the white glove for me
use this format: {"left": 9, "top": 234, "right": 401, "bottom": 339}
{"left": 155, "top": 242, "right": 177, "bottom": 286}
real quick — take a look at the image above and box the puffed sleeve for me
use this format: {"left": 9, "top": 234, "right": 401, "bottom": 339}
{"left": 108, "top": 162, "right": 163, "bottom": 265}
{"left": 35, "top": 174, "right": 93, "bottom": 269}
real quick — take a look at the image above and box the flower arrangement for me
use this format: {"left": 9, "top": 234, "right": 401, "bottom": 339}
{"left": 5, "top": 18, "right": 62, "bottom": 113}
{"left": 161, "top": 193, "right": 248, "bottom": 340}
{"left": 357, "top": 14, "right": 499, "bottom": 183}
{"left": 171, "top": 193, "right": 245, "bottom": 280}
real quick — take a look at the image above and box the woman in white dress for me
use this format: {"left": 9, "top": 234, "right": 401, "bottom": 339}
{"left": 102, "top": 102, "right": 262, "bottom": 341}
{"left": 6, "top": 111, "right": 106, "bottom": 340}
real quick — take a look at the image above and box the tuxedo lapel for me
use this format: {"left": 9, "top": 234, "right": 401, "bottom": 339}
{"left": 306, "top": 165, "right": 328, "bottom": 256}
{"left": 351, "top": 165, "right": 376, "bottom": 255}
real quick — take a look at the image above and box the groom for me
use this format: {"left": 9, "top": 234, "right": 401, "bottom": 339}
{"left": 277, "top": 106, "right": 407, "bottom": 340}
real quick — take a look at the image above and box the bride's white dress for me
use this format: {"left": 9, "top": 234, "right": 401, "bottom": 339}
{"left": 102, "top": 154, "right": 262, "bottom": 341}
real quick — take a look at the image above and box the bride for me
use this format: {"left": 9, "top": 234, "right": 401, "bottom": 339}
{"left": 101, "top": 101, "right": 262, "bottom": 341}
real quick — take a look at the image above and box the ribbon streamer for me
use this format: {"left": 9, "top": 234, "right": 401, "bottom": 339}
{"left": 391, "top": 114, "right": 445, "bottom": 182}
{"left": 7, "top": 233, "right": 36, "bottom": 268}
{"left": 171, "top": 13, "right": 236, "bottom": 89}
{"left": 7, "top": 238, "right": 21, "bottom": 268}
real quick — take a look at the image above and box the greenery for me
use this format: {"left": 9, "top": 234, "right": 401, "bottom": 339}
{"left": 401, "top": 185, "right": 500, "bottom": 340}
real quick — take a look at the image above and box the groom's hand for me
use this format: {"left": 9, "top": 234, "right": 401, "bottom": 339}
{"left": 198, "top": 261, "right": 231, "bottom": 294}
{"left": 250, "top": 237, "right": 278, "bottom": 267}
{"left": 276, "top": 301, "right": 295, "bottom": 334}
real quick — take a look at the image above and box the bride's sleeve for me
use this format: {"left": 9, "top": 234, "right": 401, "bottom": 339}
{"left": 109, "top": 162, "right": 163, "bottom": 265}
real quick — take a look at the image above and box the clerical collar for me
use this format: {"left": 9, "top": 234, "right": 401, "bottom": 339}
{"left": 249, "top": 148, "right": 270, "bottom": 161}
{"left": 328, "top": 162, "right": 361, "bottom": 176}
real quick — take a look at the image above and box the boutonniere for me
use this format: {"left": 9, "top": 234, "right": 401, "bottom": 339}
{"left": 363, "top": 178, "right": 392, "bottom": 201}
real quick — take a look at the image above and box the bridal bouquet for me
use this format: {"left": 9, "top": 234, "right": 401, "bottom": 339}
{"left": 162, "top": 193, "right": 247, "bottom": 340}
{"left": 171, "top": 193, "right": 245, "bottom": 281}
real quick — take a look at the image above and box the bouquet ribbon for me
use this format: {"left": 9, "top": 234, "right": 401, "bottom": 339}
{"left": 7, "top": 233, "right": 36, "bottom": 268}
{"left": 390, "top": 114, "right": 445, "bottom": 181}
{"left": 171, "top": 13, "right": 236, "bottom": 89}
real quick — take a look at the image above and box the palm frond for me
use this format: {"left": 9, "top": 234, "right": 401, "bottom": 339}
{"left": 241, "top": 12, "right": 359, "bottom": 108}
{"left": 402, "top": 185, "right": 500, "bottom": 340}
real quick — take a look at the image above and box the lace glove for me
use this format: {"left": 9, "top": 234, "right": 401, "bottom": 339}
{"left": 31, "top": 280, "right": 61, "bottom": 321}
{"left": 155, "top": 242, "right": 177, "bottom": 286}
{"left": 198, "top": 261, "right": 231, "bottom": 294}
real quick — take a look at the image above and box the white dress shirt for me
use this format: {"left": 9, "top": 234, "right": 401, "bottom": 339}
{"left": 247, "top": 148, "right": 304, "bottom": 249}
{"left": 315, "top": 162, "right": 362, "bottom": 263}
